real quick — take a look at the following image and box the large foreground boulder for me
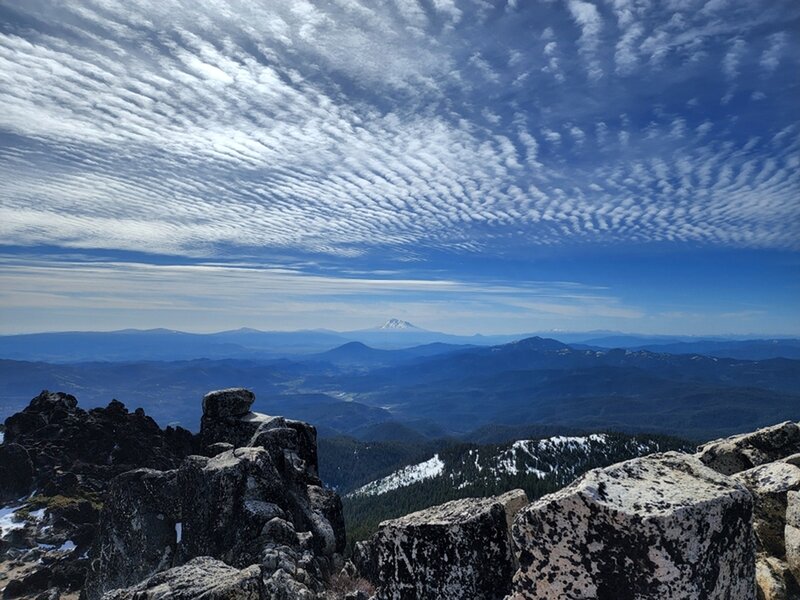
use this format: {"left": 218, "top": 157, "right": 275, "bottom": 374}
{"left": 509, "top": 453, "right": 755, "bottom": 600}
{"left": 697, "top": 422, "right": 800, "bottom": 476}
{"left": 355, "top": 489, "right": 527, "bottom": 600}
{"left": 102, "top": 556, "right": 262, "bottom": 599}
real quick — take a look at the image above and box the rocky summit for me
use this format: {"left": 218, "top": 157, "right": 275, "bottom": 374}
{"left": 1, "top": 391, "right": 800, "bottom": 599}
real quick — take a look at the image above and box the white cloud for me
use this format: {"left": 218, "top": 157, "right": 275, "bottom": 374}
{"left": 568, "top": 0, "right": 605, "bottom": 80}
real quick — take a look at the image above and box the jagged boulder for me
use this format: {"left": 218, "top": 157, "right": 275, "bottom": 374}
{"left": 2, "top": 390, "right": 194, "bottom": 494}
{"left": 101, "top": 556, "right": 262, "bottom": 599}
{"left": 509, "top": 453, "right": 755, "bottom": 600}
{"left": 84, "top": 469, "right": 180, "bottom": 600}
{"left": 733, "top": 462, "right": 800, "bottom": 557}
{"left": 697, "top": 422, "right": 800, "bottom": 476}
{"left": 202, "top": 388, "right": 255, "bottom": 419}
{"left": 355, "top": 489, "right": 527, "bottom": 600}
{"left": 199, "top": 390, "right": 319, "bottom": 478}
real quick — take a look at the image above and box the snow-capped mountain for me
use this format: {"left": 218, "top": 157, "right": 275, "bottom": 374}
{"left": 346, "top": 433, "right": 687, "bottom": 498}
{"left": 379, "top": 318, "right": 421, "bottom": 330}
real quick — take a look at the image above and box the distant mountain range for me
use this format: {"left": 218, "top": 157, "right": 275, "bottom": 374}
{"left": 1, "top": 331, "right": 798, "bottom": 442}
{"left": 0, "top": 321, "right": 798, "bottom": 362}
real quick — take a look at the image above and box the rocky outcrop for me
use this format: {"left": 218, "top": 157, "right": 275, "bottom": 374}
{"left": 85, "top": 388, "right": 345, "bottom": 600}
{"left": 355, "top": 489, "right": 527, "bottom": 600}
{"left": 102, "top": 557, "right": 262, "bottom": 600}
{"left": 3, "top": 391, "right": 195, "bottom": 496}
{"left": 696, "top": 422, "right": 800, "bottom": 476}
{"left": 508, "top": 452, "right": 755, "bottom": 600}
{"left": 0, "top": 391, "right": 195, "bottom": 598}
{"left": 700, "top": 426, "right": 800, "bottom": 599}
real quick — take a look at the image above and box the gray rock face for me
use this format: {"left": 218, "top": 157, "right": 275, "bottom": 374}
{"left": 509, "top": 453, "right": 755, "bottom": 600}
{"left": 84, "top": 469, "right": 181, "bottom": 600}
{"left": 733, "top": 462, "right": 800, "bottom": 557}
{"left": 202, "top": 388, "right": 255, "bottom": 419}
{"left": 355, "top": 489, "right": 527, "bottom": 600}
{"left": 102, "top": 556, "right": 262, "bottom": 600}
{"left": 697, "top": 422, "right": 800, "bottom": 476}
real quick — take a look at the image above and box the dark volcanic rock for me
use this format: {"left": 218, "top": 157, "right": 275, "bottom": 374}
{"left": 509, "top": 453, "right": 755, "bottom": 600}
{"left": 355, "top": 490, "right": 527, "bottom": 600}
{"left": 697, "top": 421, "right": 800, "bottom": 476}
{"left": 3, "top": 390, "right": 195, "bottom": 494}
{"left": 102, "top": 556, "right": 262, "bottom": 600}
{"left": 0, "top": 443, "right": 34, "bottom": 503}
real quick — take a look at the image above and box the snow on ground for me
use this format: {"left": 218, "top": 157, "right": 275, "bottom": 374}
{"left": 349, "top": 454, "right": 445, "bottom": 497}
{"left": 0, "top": 505, "right": 25, "bottom": 537}
{"left": 0, "top": 506, "right": 45, "bottom": 539}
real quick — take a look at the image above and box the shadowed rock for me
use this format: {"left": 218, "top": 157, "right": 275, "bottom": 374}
{"left": 0, "top": 443, "right": 34, "bottom": 503}
{"left": 84, "top": 469, "right": 180, "bottom": 600}
{"left": 697, "top": 422, "right": 800, "bottom": 476}
{"left": 509, "top": 453, "right": 755, "bottom": 600}
{"left": 355, "top": 489, "right": 527, "bottom": 600}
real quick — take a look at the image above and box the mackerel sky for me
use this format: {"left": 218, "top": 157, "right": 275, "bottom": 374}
{"left": 0, "top": 0, "right": 798, "bottom": 335}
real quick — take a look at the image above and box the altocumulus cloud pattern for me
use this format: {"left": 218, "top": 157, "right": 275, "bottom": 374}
{"left": 0, "top": 0, "right": 799, "bottom": 337}
{"left": 0, "top": 0, "right": 798, "bottom": 260}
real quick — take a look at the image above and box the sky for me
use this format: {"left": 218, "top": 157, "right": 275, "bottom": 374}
{"left": 0, "top": 0, "right": 798, "bottom": 336}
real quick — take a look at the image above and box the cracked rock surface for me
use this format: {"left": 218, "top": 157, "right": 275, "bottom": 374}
{"left": 355, "top": 489, "right": 527, "bottom": 600}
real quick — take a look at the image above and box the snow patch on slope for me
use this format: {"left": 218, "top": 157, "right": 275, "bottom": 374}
{"left": 349, "top": 454, "right": 444, "bottom": 497}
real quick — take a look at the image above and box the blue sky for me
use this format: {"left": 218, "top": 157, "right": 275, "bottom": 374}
{"left": 0, "top": 0, "right": 798, "bottom": 335}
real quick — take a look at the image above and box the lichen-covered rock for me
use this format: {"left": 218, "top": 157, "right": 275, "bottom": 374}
{"left": 101, "top": 556, "right": 262, "bottom": 599}
{"left": 84, "top": 468, "right": 180, "bottom": 600}
{"left": 509, "top": 453, "right": 755, "bottom": 600}
{"left": 733, "top": 462, "right": 800, "bottom": 557}
{"left": 0, "top": 442, "right": 34, "bottom": 502}
{"left": 202, "top": 388, "right": 255, "bottom": 419}
{"left": 356, "top": 489, "right": 528, "bottom": 600}
{"left": 787, "top": 491, "right": 800, "bottom": 585}
{"left": 697, "top": 422, "right": 800, "bottom": 476}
